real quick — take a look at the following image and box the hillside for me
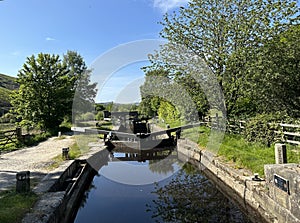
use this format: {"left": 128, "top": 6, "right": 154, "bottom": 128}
{"left": 0, "top": 73, "right": 18, "bottom": 108}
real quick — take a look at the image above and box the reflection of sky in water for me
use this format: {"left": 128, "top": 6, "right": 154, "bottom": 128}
{"left": 75, "top": 171, "right": 165, "bottom": 223}
{"left": 74, "top": 158, "right": 252, "bottom": 223}
{"left": 99, "top": 158, "right": 181, "bottom": 185}
{"left": 74, "top": 159, "right": 180, "bottom": 223}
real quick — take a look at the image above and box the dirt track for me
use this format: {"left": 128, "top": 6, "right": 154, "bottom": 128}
{"left": 0, "top": 135, "right": 75, "bottom": 192}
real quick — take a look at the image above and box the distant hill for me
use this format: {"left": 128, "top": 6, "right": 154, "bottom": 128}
{"left": 0, "top": 73, "right": 19, "bottom": 108}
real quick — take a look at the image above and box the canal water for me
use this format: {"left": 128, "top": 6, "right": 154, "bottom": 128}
{"left": 74, "top": 148, "right": 252, "bottom": 223}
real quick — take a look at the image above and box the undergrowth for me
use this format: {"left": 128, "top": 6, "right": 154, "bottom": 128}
{"left": 182, "top": 125, "right": 300, "bottom": 176}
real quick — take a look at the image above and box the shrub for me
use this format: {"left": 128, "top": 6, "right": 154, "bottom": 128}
{"left": 95, "top": 111, "right": 104, "bottom": 121}
{"left": 243, "top": 113, "right": 286, "bottom": 147}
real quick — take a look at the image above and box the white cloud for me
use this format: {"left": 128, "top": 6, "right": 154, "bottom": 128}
{"left": 153, "top": 0, "right": 189, "bottom": 13}
{"left": 45, "top": 37, "right": 56, "bottom": 41}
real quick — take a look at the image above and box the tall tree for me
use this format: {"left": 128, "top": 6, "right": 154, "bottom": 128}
{"left": 139, "top": 68, "right": 199, "bottom": 122}
{"left": 63, "top": 51, "right": 97, "bottom": 119}
{"left": 253, "top": 24, "right": 300, "bottom": 117}
{"left": 11, "top": 53, "right": 72, "bottom": 130}
{"left": 150, "top": 0, "right": 299, "bottom": 117}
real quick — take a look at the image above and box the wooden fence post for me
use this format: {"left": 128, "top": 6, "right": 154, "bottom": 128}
{"left": 16, "top": 127, "right": 22, "bottom": 140}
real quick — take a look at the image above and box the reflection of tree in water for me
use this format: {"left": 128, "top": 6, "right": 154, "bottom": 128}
{"left": 79, "top": 175, "right": 98, "bottom": 209}
{"left": 147, "top": 163, "right": 251, "bottom": 223}
{"left": 148, "top": 154, "right": 176, "bottom": 175}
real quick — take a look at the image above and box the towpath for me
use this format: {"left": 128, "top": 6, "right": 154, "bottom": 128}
{"left": 0, "top": 135, "right": 75, "bottom": 192}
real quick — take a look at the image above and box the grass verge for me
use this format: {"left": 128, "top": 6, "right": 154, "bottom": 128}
{"left": 0, "top": 190, "right": 38, "bottom": 223}
{"left": 182, "top": 125, "right": 300, "bottom": 176}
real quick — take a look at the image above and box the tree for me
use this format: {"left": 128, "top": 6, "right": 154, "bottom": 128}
{"left": 139, "top": 69, "right": 169, "bottom": 117}
{"left": 139, "top": 68, "right": 200, "bottom": 122}
{"left": 150, "top": 0, "right": 299, "bottom": 118}
{"left": 157, "top": 100, "right": 180, "bottom": 123}
{"left": 11, "top": 53, "right": 72, "bottom": 130}
{"left": 252, "top": 24, "right": 300, "bottom": 117}
{"left": 12, "top": 51, "right": 98, "bottom": 130}
{"left": 63, "top": 51, "right": 97, "bottom": 120}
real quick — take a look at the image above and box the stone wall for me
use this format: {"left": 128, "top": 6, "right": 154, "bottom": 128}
{"left": 264, "top": 164, "right": 300, "bottom": 222}
{"left": 22, "top": 145, "right": 108, "bottom": 223}
{"left": 177, "top": 139, "right": 300, "bottom": 223}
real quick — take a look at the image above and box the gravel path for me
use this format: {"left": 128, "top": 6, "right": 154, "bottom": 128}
{"left": 0, "top": 135, "right": 75, "bottom": 192}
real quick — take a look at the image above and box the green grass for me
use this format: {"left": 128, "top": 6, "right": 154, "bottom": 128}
{"left": 182, "top": 126, "right": 300, "bottom": 176}
{"left": 156, "top": 120, "right": 184, "bottom": 129}
{"left": 47, "top": 142, "right": 84, "bottom": 170}
{"left": 96, "top": 121, "right": 113, "bottom": 131}
{"left": 0, "top": 190, "right": 38, "bottom": 223}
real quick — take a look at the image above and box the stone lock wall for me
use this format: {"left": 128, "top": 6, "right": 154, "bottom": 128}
{"left": 177, "top": 139, "right": 300, "bottom": 223}
{"left": 264, "top": 164, "right": 300, "bottom": 222}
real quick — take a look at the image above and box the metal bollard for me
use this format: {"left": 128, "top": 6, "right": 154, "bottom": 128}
{"left": 62, "top": 147, "right": 69, "bottom": 160}
{"left": 16, "top": 171, "right": 30, "bottom": 193}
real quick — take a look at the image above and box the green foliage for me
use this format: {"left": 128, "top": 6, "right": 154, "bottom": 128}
{"left": 59, "top": 117, "right": 72, "bottom": 132}
{"left": 0, "top": 73, "right": 18, "bottom": 108}
{"left": 0, "top": 112, "right": 16, "bottom": 123}
{"left": 81, "top": 112, "right": 95, "bottom": 121}
{"left": 95, "top": 103, "right": 105, "bottom": 112}
{"left": 95, "top": 111, "right": 104, "bottom": 121}
{"left": 11, "top": 53, "right": 72, "bottom": 131}
{"left": 139, "top": 68, "right": 199, "bottom": 122}
{"left": 182, "top": 125, "right": 300, "bottom": 176}
{"left": 11, "top": 51, "right": 97, "bottom": 131}
{"left": 243, "top": 113, "right": 286, "bottom": 146}
{"left": 0, "top": 87, "right": 12, "bottom": 107}
{"left": 138, "top": 97, "right": 155, "bottom": 117}
{"left": 148, "top": 0, "right": 299, "bottom": 118}
{"left": 252, "top": 24, "right": 300, "bottom": 117}
{"left": 0, "top": 190, "right": 38, "bottom": 223}
{"left": 67, "top": 51, "right": 97, "bottom": 118}
{"left": 182, "top": 126, "right": 209, "bottom": 147}
{"left": 157, "top": 100, "right": 180, "bottom": 124}
{"left": 21, "top": 132, "right": 52, "bottom": 147}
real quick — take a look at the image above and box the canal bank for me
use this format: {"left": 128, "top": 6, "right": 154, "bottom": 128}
{"left": 22, "top": 145, "right": 109, "bottom": 223}
{"left": 177, "top": 138, "right": 300, "bottom": 223}
{"left": 22, "top": 137, "right": 300, "bottom": 223}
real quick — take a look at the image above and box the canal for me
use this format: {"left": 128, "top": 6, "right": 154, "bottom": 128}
{"left": 73, "top": 147, "right": 252, "bottom": 223}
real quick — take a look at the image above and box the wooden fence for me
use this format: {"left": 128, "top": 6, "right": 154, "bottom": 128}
{"left": 277, "top": 123, "right": 300, "bottom": 145}
{"left": 0, "top": 128, "right": 21, "bottom": 148}
{"left": 205, "top": 115, "right": 300, "bottom": 146}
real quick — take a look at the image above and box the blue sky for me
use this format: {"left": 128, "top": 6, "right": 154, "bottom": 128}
{"left": 0, "top": 0, "right": 189, "bottom": 102}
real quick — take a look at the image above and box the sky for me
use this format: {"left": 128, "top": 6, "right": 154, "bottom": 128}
{"left": 0, "top": 0, "right": 190, "bottom": 103}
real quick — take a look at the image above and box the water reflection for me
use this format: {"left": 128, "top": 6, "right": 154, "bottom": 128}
{"left": 148, "top": 159, "right": 175, "bottom": 174}
{"left": 147, "top": 163, "right": 252, "bottom": 223}
{"left": 100, "top": 147, "right": 179, "bottom": 185}
{"left": 74, "top": 147, "right": 252, "bottom": 223}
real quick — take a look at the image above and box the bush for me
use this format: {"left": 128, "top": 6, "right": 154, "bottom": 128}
{"left": 243, "top": 113, "right": 286, "bottom": 147}
{"left": 22, "top": 132, "right": 52, "bottom": 146}
{"left": 95, "top": 111, "right": 104, "bottom": 121}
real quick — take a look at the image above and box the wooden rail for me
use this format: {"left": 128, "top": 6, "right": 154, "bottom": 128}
{"left": 0, "top": 128, "right": 18, "bottom": 148}
{"left": 224, "top": 117, "right": 300, "bottom": 146}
